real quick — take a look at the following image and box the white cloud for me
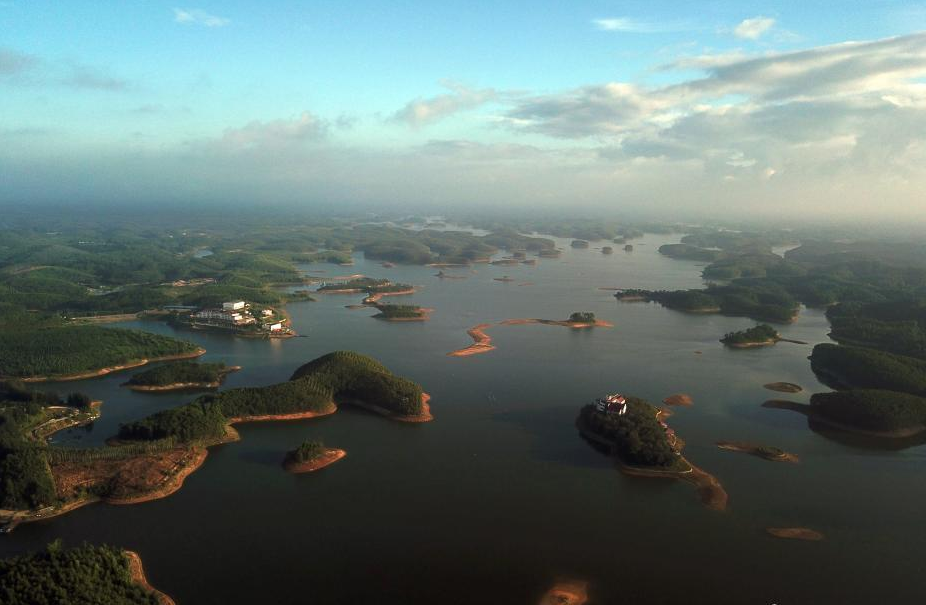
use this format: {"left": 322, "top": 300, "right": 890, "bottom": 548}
{"left": 393, "top": 81, "right": 498, "bottom": 127}
{"left": 593, "top": 17, "right": 690, "bottom": 34}
{"left": 734, "top": 16, "right": 776, "bottom": 40}
{"left": 173, "top": 8, "right": 230, "bottom": 28}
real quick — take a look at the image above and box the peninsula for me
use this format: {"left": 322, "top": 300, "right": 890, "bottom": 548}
{"left": 1, "top": 352, "right": 431, "bottom": 526}
{"left": 0, "top": 543, "right": 174, "bottom": 605}
{"left": 0, "top": 324, "right": 204, "bottom": 382}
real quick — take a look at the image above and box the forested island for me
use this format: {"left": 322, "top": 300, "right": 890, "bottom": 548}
{"left": 124, "top": 361, "right": 240, "bottom": 391}
{"left": 283, "top": 440, "right": 346, "bottom": 473}
{"left": 721, "top": 324, "right": 781, "bottom": 348}
{"left": 0, "top": 542, "right": 173, "bottom": 605}
{"left": 810, "top": 343, "right": 926, "bottom": 394}
{"left": 576, "top": 396, "right": 727, "bottom": 510}
{"left": 809, "top": 390, "right": 926, "bottom": 436}
{"left": 372, "top": 304, "right": 431, "bottom": 321}
{"left": 0, "top": 324, "right": 203, "bottom": 381}
{"left": 613, "top": 284, "right": 799, "bottom": 323}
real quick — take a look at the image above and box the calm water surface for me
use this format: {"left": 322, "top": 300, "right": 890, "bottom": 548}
{"left": 3, "top": 233, "right": 925, "bottom": 604}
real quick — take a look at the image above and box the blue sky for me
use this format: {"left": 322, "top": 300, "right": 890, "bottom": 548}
{"left": 3, "top": 1, "right": 926, "bottom": 218}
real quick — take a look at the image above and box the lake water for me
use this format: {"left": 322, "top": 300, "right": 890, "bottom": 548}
{"left": 3, "top": 233, "right": 925, "bottom": 604}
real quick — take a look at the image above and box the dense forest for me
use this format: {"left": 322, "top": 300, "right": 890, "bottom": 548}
{"left": 810, "top": 344, "right": 926, "bottom": 395}
{"left": 373, "top": 304, "right": 425, "bottom": 319}
{"left": 287, "top": 440, "right": 326, "bottom": 464}
{"left": 810, "top": 390, "right": 926, "bottom": 432}
{"left": 577, "top": 398, "right": 678, "bottom": 467}
{"left": 119, "top": 351, "right": 424, "bottom": 442}
{"left": 0, "top": 542, "right": 159, "bottom": 605}
{"left": 126, "top": 361, "right": 229, "bottom": 387}
{"left": 0, "top": 325, "right": 200, "bottom": 379}
{"left": 721, "top": 324, "right": 780, "bottom": 345}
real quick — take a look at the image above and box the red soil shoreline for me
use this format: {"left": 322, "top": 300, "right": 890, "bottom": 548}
{"left": 447, "top": 318, "right": 613, "bottom": 357}
{"left": 124, "top": 550, "right": 176, "bottom": 605}
{"left": 20, "top": 348, "right": 207, "bottom": 383}
{"left": 283, "top": 448, "right": 347, "bottom": 473}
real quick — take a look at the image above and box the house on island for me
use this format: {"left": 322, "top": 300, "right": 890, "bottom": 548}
{"left": 595, "top": 394, "right": 627, "bottom": 415}
{"left": 223, "top": 301, "right": 246, "bottom": 311}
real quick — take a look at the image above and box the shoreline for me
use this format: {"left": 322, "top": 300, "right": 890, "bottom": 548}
{"left": 723, "top": 338, "right": 778, "bottom": 349}
{"left": 283, "top": 448, "right": 347, "bottom": 473}
{"left": 20, "top": 348, "right": 207, "bottom": 383}
{"left": 447, "top": 323, "right": 496, "bottom": 357}
{"left": 341, "top": 392, "right": 433, "bottom": 423}
{"left": 766, "top": 527, "right": 824, "bottom": 541}
{"left": 124, "top": 550, "right": 177, "bottom": 605}
{"left": 124, "top": 366, "right": 242, "bottom": 392}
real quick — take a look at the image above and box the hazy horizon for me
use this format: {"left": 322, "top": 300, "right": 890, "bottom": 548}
{"left": 3, "top": 1, "right": 926, "bottom": 221}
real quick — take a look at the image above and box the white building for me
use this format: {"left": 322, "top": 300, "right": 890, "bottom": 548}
{"left": 268, "top": 322, "right": 283, "bottom": 332}
{"left": 223, "top": 301, "right": 246, "bottom": 311}
{"left": 193, "top": 309, "right": 255, "bottom": 326}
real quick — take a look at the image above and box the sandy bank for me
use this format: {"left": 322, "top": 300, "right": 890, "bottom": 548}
{"left": 763, "top": 382, "right": 803, "bottom": 393}
{"left": 539, "top": 581, "right": 588, "bottom": 605}
{"left": 663, "top": 393, "right": 693, "bottom": 406}
{"left": 125, "top": 366, "right": 242, "bottom": 392}
{"left": 447, "top": 323, "right": 496, "bottom": 357}
{"left": 21, "top": 348, "right": 207, "bottom": 383}
{"left": 498, "top": 318, "right": 614, "bottom": 329}
{"left": 124, "top": 550, "right": 177, "bottom": 605}
{"left": 284, "top": 448, "right": 347, "bottom": 473}
{"left": 766, "top": 527, "right": 824, "bottom": 541}
{"left": 362, "top": 288, "right": 417, "bottom": 304}
{"left": 724, "top": 338, "right": 778, "bottom": 348}
{"left": 716, "top": 441, "right": 799, "bottom": 463}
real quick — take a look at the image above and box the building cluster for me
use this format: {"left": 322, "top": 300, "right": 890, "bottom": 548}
{"left": 187, "top": 300, "right": 285, "bottom": 333}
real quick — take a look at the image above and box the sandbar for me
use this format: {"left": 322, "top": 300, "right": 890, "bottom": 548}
{"left": 766, "top": 527, "right": 824, "bottom": 541}
{"left": 539, "top": 581, "right": 588, "bottom": 605}
{"left": 663, "top": 393, "right": 693, "bottom": 406}
{"left": 716, "top": 441, "right": 799, "bottom": 463}
{"left": 763, "top": 382, "right": 803, "bottom": 393}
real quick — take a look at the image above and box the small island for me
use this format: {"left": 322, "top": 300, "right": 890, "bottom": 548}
{"left": 371, "top": 303, "right": 432, "bottom": 322}
{"left": 0, "top": 542, "right": 174, "bottom": 605}
{"left": 601, "top": 246, "right": 613, "bottom": 254}
{"left": 123, "top": 361, "right": 241, "bottom": 391}
{"left": 663, "top": 393, "right": 693, "bottom": 406}
{"left": 766, "top": 527, "right": 825, "bottom": 541}
{"left": 447, "top": 315, "right": 613, "bottom": 357}
{"left": 570, "top": 239, "right": 589, "bottom": 249}
{"left": 576, "top": 394, "right": 727, "bottom": 510}
{"left": 721, "top": 324, "right": 780, "bottom": 348}
{"left": 716, "top": 441, "right": 799, "bottom": 463}
{"left": 283, "top": 440, "right": 346, "bottom": 473}
{"left": 763, "top": 382, "right": 803, "bottom": 393}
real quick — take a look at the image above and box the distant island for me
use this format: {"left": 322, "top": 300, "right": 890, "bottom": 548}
{"left": 371, "top": 303, "right": 431, "bottom": 321}
{"left": 721, "top": 324, "right": 781, "bottom": 348}
{"left": 283, "top": 440, "right": 346, "bottom": 473}
{"left": 0, "top": 324, "right": 203, "bottom": 382}
{"left": 0, "top": 542, "right": 173, "bottom": 605}
{"left": 124, "top": 361, "right": 241, "bottom": 391}
{"left": 613, "top": 285, "right": 800, "bottom": 323}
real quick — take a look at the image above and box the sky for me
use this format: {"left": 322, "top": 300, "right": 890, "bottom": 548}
{"left": 2, "top": 1, "right": 926, "bottom": 220}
